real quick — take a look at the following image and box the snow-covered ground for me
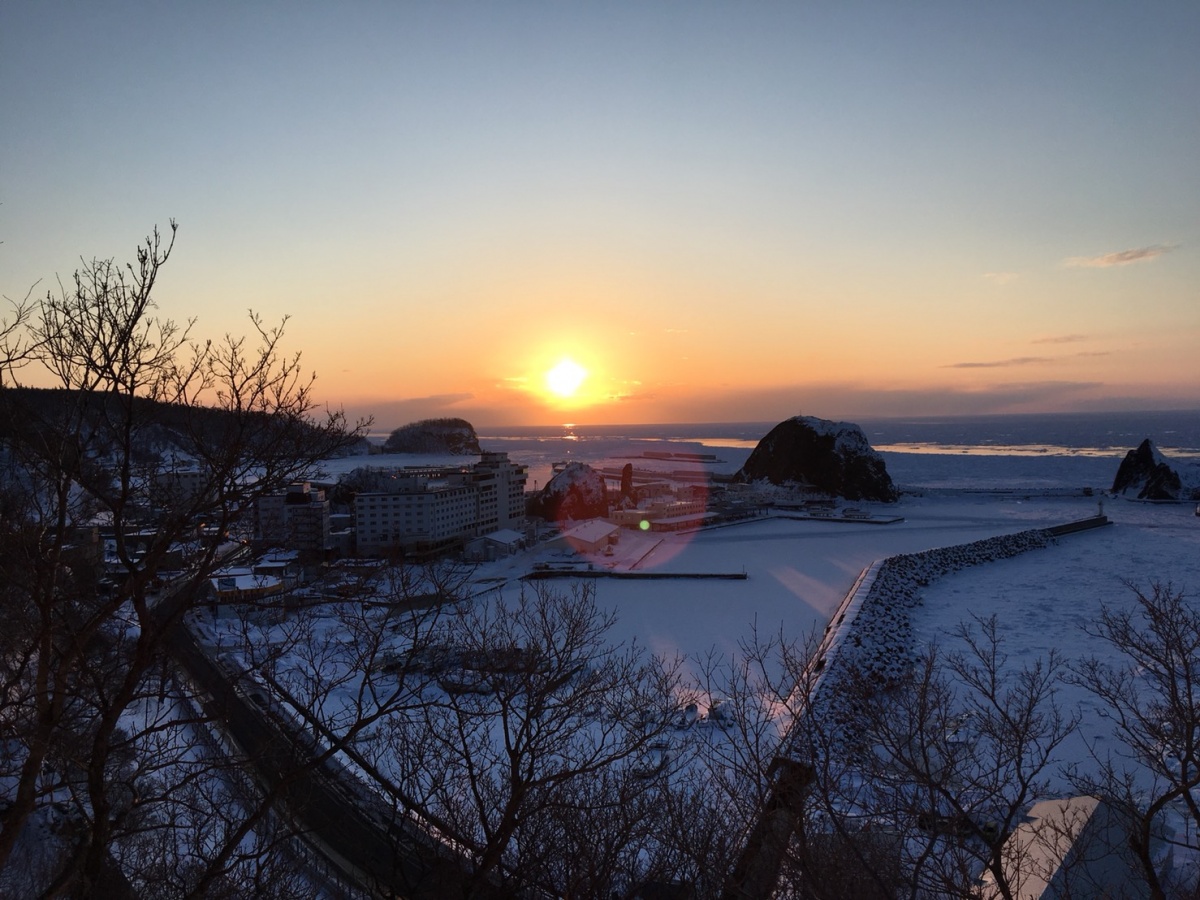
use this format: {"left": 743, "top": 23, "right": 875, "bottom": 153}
{"left": 199, "top": 445, "right": 1200, "bottom": 890}
{"left": 310, "top": 446, "right": 1200, "bottom": 790}
{"left": 908, "top": 496, "right": 1200, "bottom": 790}
{"left": 475, "top": 451, "right": 1200, "bottom": 805}
{"left": 320, "top": 446, "right": 1200, "bottom": 746}
{"left": 471, "top": 452, "right": 1194, "bottom": 666}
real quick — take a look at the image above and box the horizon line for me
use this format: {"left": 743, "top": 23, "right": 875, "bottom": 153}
{"left": 361, "top": 406, "right": 1200, "bottom": 433}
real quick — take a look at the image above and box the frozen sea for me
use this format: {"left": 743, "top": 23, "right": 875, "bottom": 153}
{"left": 336, "top": 408, "right": 1200, "bottom": 494}
{"left": 310, "top": 411, "right": 1200, "bottom": 798}
{"left": 321, "top": 410, "right": 1200, "bottom": 667}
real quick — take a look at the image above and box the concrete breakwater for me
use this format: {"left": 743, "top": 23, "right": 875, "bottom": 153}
{"left": 786, "top": 515, "right": 1110, "bottom": 753}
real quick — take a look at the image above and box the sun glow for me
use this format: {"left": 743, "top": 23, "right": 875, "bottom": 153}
{"left": 545, "top": 358, "right": 588, "bottom": 398}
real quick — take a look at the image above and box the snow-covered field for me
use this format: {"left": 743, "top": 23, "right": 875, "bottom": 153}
{"left": 321, "top": 444, "right": 1200, "bottom": 736}
{"left": 468, "top": 450, "right": 1197, "bottom": 676}
{"left": 907, "top": 493, "right": 1200, "bottom": 791}
{"left": 312, "top": 444, "right": 1200, "bottom": 797}
{"left": 212, "top": 444, "right": 1200, "bottom": 889}
{"left": 463, "top": 450, "right": 1200, "bottom": 815}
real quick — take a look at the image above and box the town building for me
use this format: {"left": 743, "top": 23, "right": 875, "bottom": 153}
{"left": 546, "top": 520, "right": 621, "bottom": 556}
{"left": 149, "top": 466, "right": 210, "bottom": 509}
{"left": 472, "top": 451, "right": 529, "bottom": 534}
{"left": 464, "top": 528, "right": 525, "bottom": 562}
{"left": 611, "top": 496, "right": 710, "bottom": 531}
{"left": 353, "top": 452, "right": 528, "bottom": 557}
{"left": 255, "top": 482, "right": 332, "bottom": 556}
{"left": 977, "top": 795, "right": 1149, "bottom": 899}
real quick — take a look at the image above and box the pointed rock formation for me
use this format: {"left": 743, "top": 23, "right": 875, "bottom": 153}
{"left": 1112, "top": 438, "right": 1200, "bottom": 500}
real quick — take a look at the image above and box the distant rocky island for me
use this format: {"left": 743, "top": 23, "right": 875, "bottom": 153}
{"left": 382, "top": 418, "right": 482, "bottom": 455}
{"left": 1112, "top": 438, "right": 1200, "bottom": 501}
{"left": 737, "top": 415, "right": 899, "bottom": 502}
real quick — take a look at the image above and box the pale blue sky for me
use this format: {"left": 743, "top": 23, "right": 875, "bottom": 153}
{"left": 3, "top": 2, "right": 1197, "bottom": 426}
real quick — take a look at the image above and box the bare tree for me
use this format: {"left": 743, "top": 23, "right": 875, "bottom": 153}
{"left": 0, "top": 284, "right": 41, "bottom": 384}
{"left": 672, "top": 626, "right": 823, "bottom": 900}
{"left": 782, "top": 615, "right": 1078, "bottom": 900}
{"left": 0, "top": 223, "right": 364, "bottom": 894}
{"left": 380, "top": 581, "right": 687, "bottom": 898}
{"left": 1071, "top": 580, "right": 1200, "bottom": 900}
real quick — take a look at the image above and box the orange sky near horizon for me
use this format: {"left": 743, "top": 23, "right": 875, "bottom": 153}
{"left": 296, "top": 251, "right": 1197, "bottom": 428}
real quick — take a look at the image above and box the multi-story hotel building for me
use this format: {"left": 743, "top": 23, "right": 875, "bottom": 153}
{"left": 353, "top": 451, "right": 528, "bottom": 556}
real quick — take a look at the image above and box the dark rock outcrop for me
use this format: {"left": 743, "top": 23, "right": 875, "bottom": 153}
{"left": 737, "top": 416, "right": 898, "bottom": 502}
{"left": 528, "top": 462, "right": 608, "bottom": 522}
{"left": 382, "top": 418, "right": 481, "bottom": 455}
{"left": 1112, "top": 438, "right": 1200, "bottom": 500}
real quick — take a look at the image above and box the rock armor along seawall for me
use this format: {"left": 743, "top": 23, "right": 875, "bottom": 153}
{"left": 805, "top": 528, "right": 1056, "bottom": 730}
{"left": 737, "top": 415, "right": 899, "bottom": 502}
{"left": 1111, "top": 438, "right": 1200, "bottom": 501}
{"left": 382, "top": 418, "right": 482, "bottom": 455}
{"left": 832, "top": 531, "right": 1052, "bottom": 687}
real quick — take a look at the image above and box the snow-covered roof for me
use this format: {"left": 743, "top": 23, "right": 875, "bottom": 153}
{"left": 211, "top": 573, "right": 282, "bottom": 592}
{"left": 558, "top": 520, "right": 620, "bottom": 543}
{"left": 483, "top": 528, "right": 523, "bottom": 545}
{"left": 649, "top": 511, "right": 718, "bottom": 525}
{"left": 978, "top": 796, "right": 1101, "bottom": 899}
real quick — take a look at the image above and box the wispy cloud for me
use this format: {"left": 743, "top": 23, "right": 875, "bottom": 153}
{"left": 982, "top": 272, "right": 1019, "bottom": 284}
{"left": 1032, "top": 334, "right": 1089, "bottom": 345}
{"left": 943, "top": 357, "right": 1053, "bottom": 369}
{"left": 1064, "top": 244, "right": 1177, "bottom": 268}
{"left": 400, "top": 392, "right": 473, "bottom": 406}
{"left": 945, "top": 344, "right": 1112, "bottom": 368}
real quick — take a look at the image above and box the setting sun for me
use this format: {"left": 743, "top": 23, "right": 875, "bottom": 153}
{"left": 545, "top": 358, "right": 588, "bottom": 398}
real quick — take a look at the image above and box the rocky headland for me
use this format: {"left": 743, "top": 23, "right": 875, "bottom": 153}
{"left": 1111, "top": 438, "right": 1200, "bottom": 501}
{"left": 529, "top": 462, "right": 609, "bottom": 523}
{"left": 737, "top": 415, "right": 899, "bottom": 502}
{"left": 382, "top": 418, "right": 482, "bottom": 455}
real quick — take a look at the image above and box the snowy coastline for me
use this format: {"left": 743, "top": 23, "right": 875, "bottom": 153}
{"left": 319, "top": 425, "right": 1200, "bottom": 793}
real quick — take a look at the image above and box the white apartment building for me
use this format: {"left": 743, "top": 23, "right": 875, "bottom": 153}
{"left": 354, "top": 452, "right": 528, "bottom": 556}
{"left": 472, "top": 451, "right": 528, "bottom": 534}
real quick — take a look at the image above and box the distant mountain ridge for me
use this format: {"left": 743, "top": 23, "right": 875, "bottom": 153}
{"left": 0, "top": 386, "right": 355, "bottom": 458}
{"left": 0, "top": 386, "right": 362, "bottom": 465}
